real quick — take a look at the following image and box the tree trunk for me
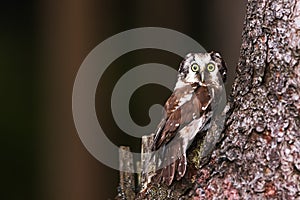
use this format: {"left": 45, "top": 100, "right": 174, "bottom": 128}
{"left": 187, "top": 0, "right": 300, "bottom": 198}
{"left": 117, "top": 0, "right": 300, "bottom": 199}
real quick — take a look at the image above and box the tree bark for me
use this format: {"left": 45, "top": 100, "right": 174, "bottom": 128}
{"left": 117, "top": 0, "right": 300, "bottom": 199}
{"left": 187, "top": 0, "right": 300, "bottom": 198}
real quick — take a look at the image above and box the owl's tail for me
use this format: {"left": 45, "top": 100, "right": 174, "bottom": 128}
{"left": 152, "top": 138, "right": 187, "bottom": 186}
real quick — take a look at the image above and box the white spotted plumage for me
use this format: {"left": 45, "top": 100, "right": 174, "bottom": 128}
{"left": 150, "top": 51, "right": 227, "bottom": 186}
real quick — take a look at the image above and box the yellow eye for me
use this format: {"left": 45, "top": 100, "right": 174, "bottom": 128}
{"left": 191, "top": 63, "right": 200, "bottom": 72}
{"left": 207, "top": 63, "right": 215, "bottom": 72}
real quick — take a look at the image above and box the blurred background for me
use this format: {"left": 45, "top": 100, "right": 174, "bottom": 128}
{"left": 1, "top": 0, "right": 246, "bottom": 199}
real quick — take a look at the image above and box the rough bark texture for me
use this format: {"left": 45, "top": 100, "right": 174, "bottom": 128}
{"left": 189, "top": 0, "right": 300, "bottom": 199}
{"left": 117, "top": 0, "right": 300, "bottom": 199}
{"left": 118, "top": 146, "right": 136, "bottom": 200}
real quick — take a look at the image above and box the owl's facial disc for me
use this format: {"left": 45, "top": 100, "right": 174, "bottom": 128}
{"left": 176, "top": 52, "right": 227, "bottom": 89}
{"left": 184, "top": 53, "right": 215, "bottom": 84}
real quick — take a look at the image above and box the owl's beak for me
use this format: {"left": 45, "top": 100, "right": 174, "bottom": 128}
{"left": 200, "top": 71, "right": 205, "bottom": 82}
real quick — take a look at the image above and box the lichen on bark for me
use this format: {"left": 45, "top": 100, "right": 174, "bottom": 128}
{"left": 192, "top": 0, "right": 300, "bottom": 199}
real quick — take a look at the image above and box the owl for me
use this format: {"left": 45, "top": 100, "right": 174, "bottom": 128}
{"left": 150, "top": 51, "right": 227, "bottom": 186}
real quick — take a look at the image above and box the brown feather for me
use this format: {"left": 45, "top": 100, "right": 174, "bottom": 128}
{"left": 152, "top": 84, "right": 212, "bottom": 185}
{"left": 153, "top": 85, "right": 210, "bottom": 150}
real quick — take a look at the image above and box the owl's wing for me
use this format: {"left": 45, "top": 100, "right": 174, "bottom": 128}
{"left": 153, "top": 86, "right": 211, "bottom": 149}
{"left": 152, "top": 92, "right": 180, "bottom": 150}
{"left": 151, "top": 86, "right": 212, "bottom": 185}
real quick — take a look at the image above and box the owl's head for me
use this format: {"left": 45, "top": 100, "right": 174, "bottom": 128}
{"left": 177, "top": 51, "right": 227, "bottom": 87}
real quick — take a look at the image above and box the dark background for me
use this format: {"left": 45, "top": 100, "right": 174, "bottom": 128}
{"left": 1, "top": 1, "right": 246, "bottom": 199}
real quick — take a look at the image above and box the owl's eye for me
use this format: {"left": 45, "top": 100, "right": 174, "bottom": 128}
{"left": 191, "top": 63, "right": 200, "bottom": 72}
{"left": 206, "top": 63, "right": 215, "bottom": 72}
